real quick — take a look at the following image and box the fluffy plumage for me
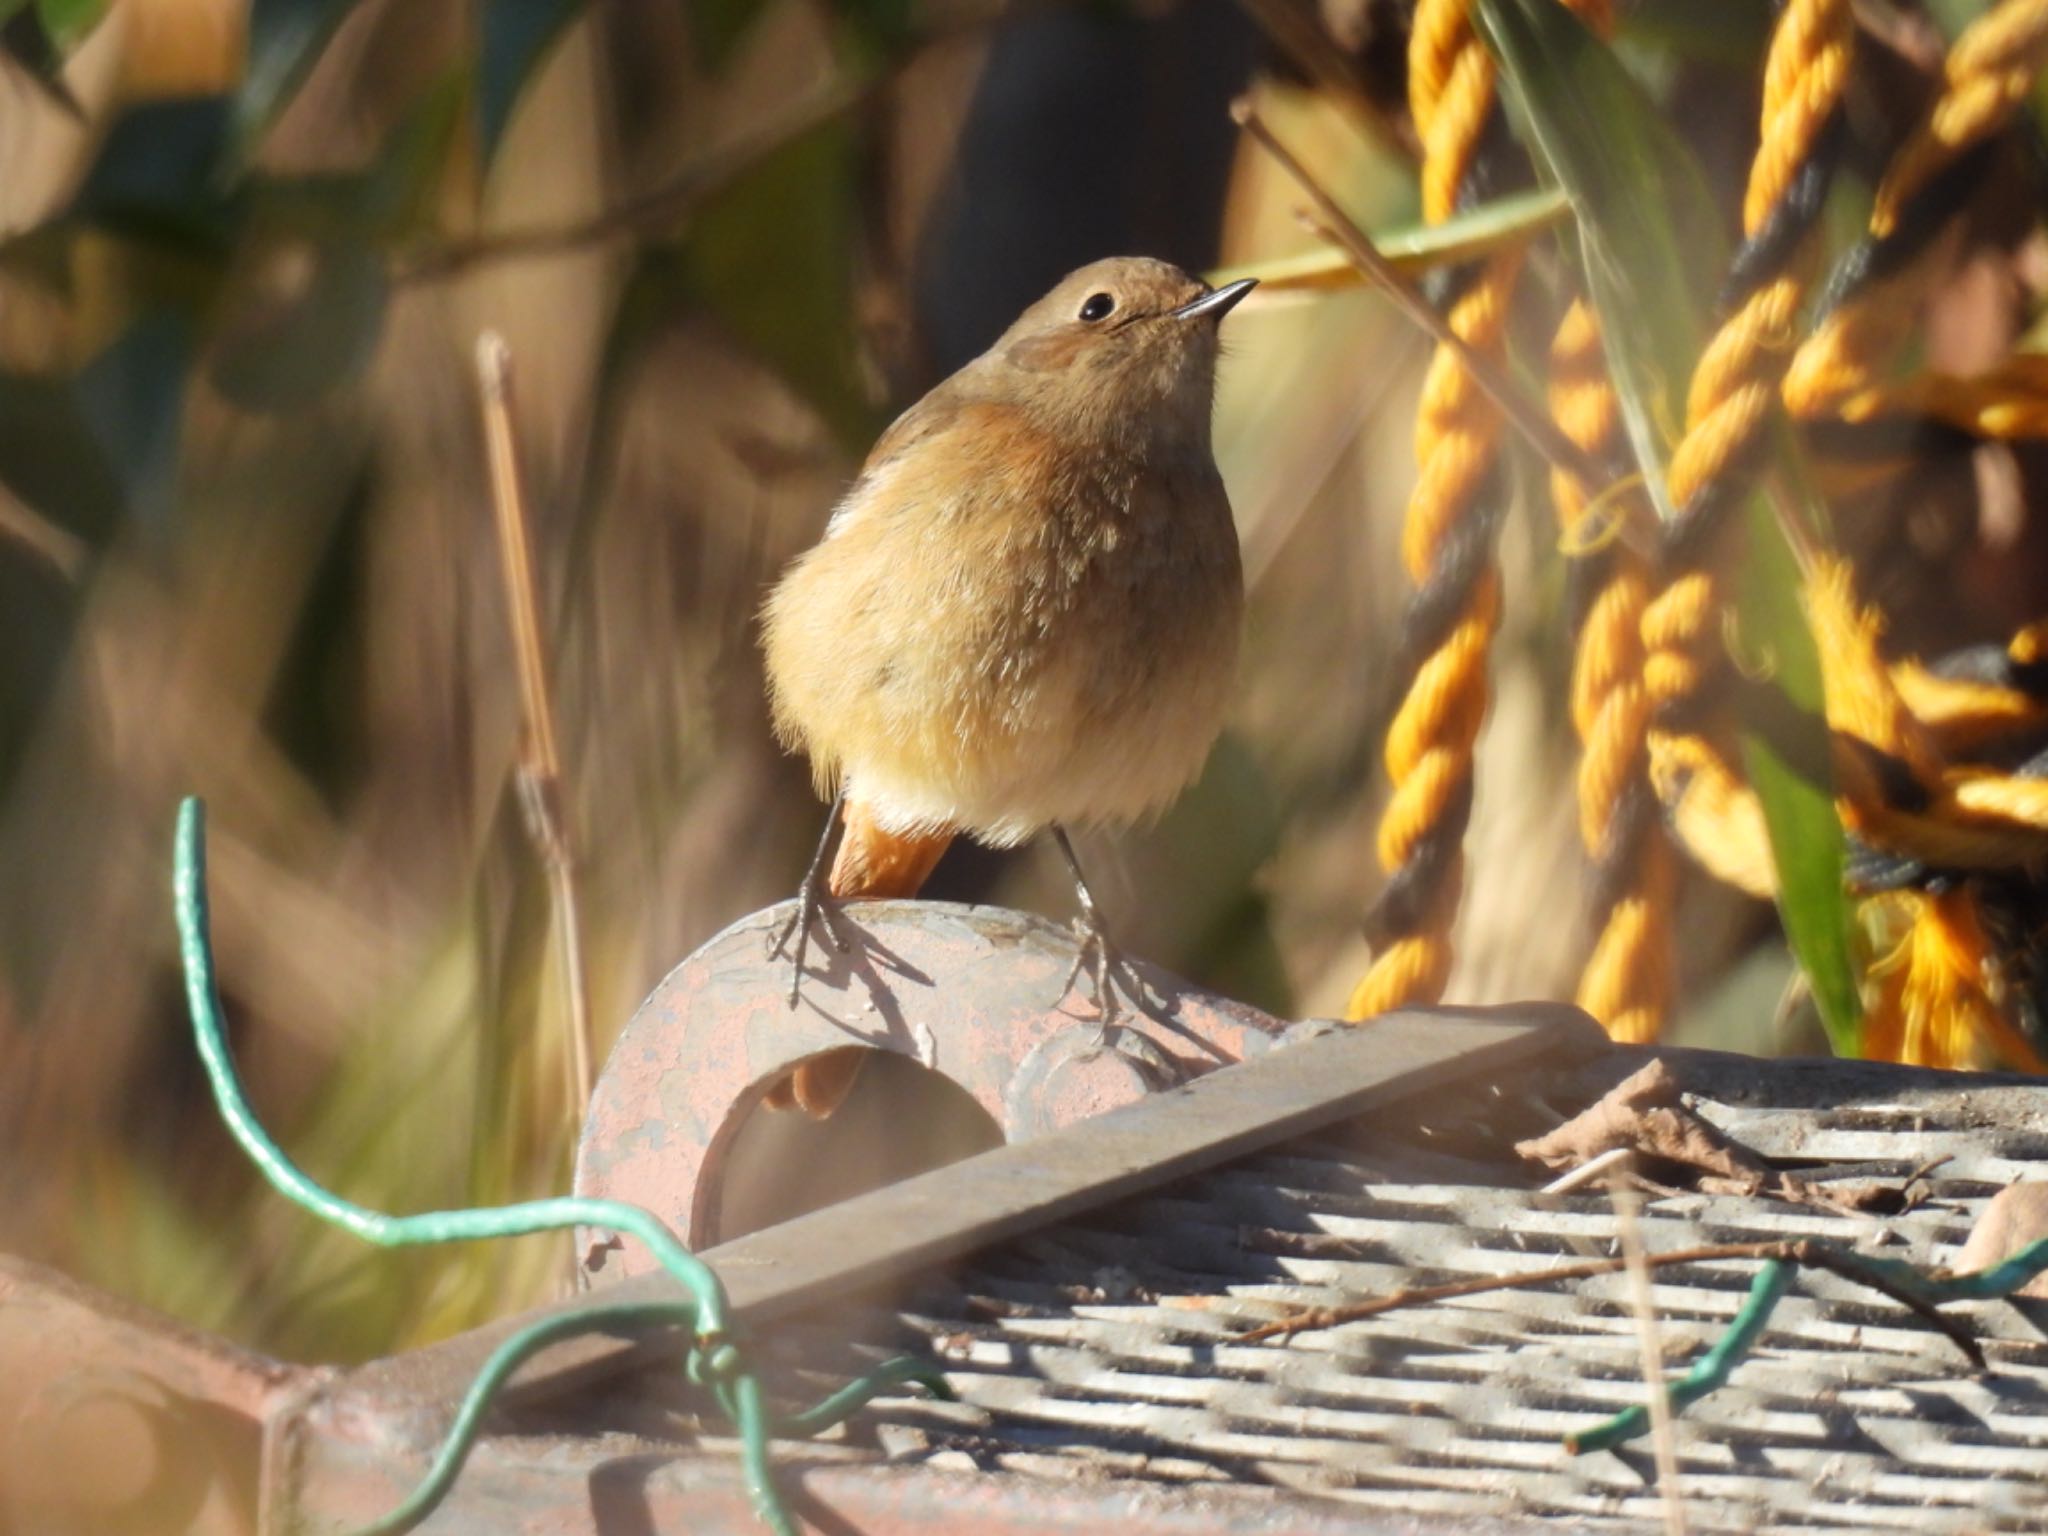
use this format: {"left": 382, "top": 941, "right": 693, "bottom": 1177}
{"left": 764, "top": 256, "right": 1245, "bottom": 853}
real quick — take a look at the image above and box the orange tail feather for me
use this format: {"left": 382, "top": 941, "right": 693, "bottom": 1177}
{"left": 829, "top": 797, "right": 954, "bottom": 899}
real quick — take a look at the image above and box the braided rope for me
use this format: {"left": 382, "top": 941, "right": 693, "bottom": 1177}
{"left": 1549, "top": 301, "right": 1672, "bottom": 1043}
{"left": 1892, "top": 658, "right": 2048, "bottom": 752}
{"left": 1808, "top": 554, "right": 2048, "bottom": 878}
{"left": 1642, "top": 0, "right": 1853, "bottom": 876}
{"left": 1346, "top": 0, "right": 1521, "bottom": 1018}
{"left": 1783, "top": 0, "right": 2048, "bottom": 419}
{"left": 1833, "top": 353, "right": 2048, "bottom": 444}
{"left": 1349, "top": 0, "right": 1613, "bottom": 1019}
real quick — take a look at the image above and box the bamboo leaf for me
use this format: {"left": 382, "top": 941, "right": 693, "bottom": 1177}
{"left": 35, "top": 0, "right": 109, "bottom": 46}
{"left": 1478, "top": 0, "right": 1723, "bottom": 522}
{"left": 1478, "top": 0, "right": 1863, "bottom": 1053}
{"left": 1208, "top": 187, "right": 1570, "bottom": 293}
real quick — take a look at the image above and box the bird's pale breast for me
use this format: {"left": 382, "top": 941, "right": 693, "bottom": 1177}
{"left": 763, "top": 404, "right": 1241, "bottom": 844}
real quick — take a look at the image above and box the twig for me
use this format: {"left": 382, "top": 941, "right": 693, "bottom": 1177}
{"left": 1789, "top": 1241, "right": 1984, "bottom": 1368}
{"left": 1233, "top": 1239, "right": 1791, "bottom": 1342}
{"left": 1228, "top": 1, "right": 1417, "bottom": 158}
{"left": 1234, "top": 1234, "right": 1989, "bottom": 1365}
{"left": 1230, "top": 96, "right": 1649, "bottom": 548}
{"left": 475, "top": 333, "right": 594, "bottom": 1138}
{"left": 1613, "top": 1186, "right": 1690, "bottom": 1535}
{"left": 1540, "top": 1144, "right": 1636, "bottom": 1194}
{"left": 0, "top": 490, "right": 87, "bottom": 583}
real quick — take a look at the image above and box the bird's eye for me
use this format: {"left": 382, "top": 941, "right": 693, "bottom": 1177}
{"left": 1078, "top": 292, "right": 1116, "bottom": 323}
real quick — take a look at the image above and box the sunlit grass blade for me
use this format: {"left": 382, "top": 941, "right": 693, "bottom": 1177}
{"left": 1208, "top": 186, "right": 1570, "bottom": 292}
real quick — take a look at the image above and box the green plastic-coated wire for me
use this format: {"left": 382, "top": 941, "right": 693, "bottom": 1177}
{"left": 173, "top": 796, "right": 947, "bottom": 1536}
{"left": 353, "top": 1300, "right": 696, "bottom": 1536}
{"left": 1567, "top": 1258, "right": 1795, "bottom": 1456}
{"left": 1874, "top": 1238, "right": 2048, "bottom": 1304}
{"left": 776, "top": 1356, "right": 957, "bottom": 1435}
{"left": 1568, "top": 1228, "right": 2048, "bottom": 1456}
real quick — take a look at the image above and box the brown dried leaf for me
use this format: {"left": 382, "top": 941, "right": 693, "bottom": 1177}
{"left": 1517, "top": 1061, "right": 1924, "bottom": 1217}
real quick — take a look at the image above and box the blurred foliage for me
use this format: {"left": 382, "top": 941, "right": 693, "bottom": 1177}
{"left": 2, "top": 0, "right": 2046, "bottom": 1376}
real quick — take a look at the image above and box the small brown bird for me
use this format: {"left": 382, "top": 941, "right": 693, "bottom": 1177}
{"left": 760, "top": 257, "right": 1254, "bottom": 1114}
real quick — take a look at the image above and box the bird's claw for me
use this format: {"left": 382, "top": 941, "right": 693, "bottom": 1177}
{"left": 769, "top": 883, "right": 852, "bottom": 1006}
{"left": 1058, "top": 916, "right": 1165, "bottom": 1025}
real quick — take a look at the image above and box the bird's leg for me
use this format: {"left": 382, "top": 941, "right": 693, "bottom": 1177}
{"left": 1051, "top": 826, "right": 1157, "bottom": 1023}
{"left": 769, "top": 789, "right": 853, "bottom": 1005}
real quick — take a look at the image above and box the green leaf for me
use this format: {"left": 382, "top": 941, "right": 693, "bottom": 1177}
{"left": 0, "top": 316, "right": 191, "bottom": 539}
{"left": 35, "top": 0, "right": 110, "bottom": 47}
{"left": 477, "top": 0, "right": 583, "bottom": 166}
{"left": 1735, "top": 507, "right": 1863, "bottom": 1057}
{"left": 1478, "top": 0, "right": 1863, "bottom": 1054}
{"left": 352, "top": 69, "right": 468, "bottom": 236}
{"left": 1208, "top": 187, "right": 1570, "bottom": 293}
{"left": 74, "top": 310, "right": 192, "bottom": 524}
{"left": 1616, "top": 0, "right": 1772, "bottom": 71}
{"left": 1478, "top": 0, "right": 1723, "bottom": 524}
{"left": 237, "top": 0, "right": 366, "bottom": 150}
{"left": 833, "top": 0, "right": 914, "bottom": 62}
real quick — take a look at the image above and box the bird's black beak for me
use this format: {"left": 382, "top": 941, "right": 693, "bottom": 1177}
{"left": 1172, "top": 278, "right": 1257, "bottom": 322}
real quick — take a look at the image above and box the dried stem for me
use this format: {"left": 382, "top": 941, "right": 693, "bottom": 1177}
{"left": 1228, "top": 2, "right": 1417, "bottom": 158}
{"left": 1230, "top": 96, "right": 1648, "bottom": 550}
{"left": 475, "top": 333, "right": 594, "bottom": 1139}
{"left": 1613, "top": 1185, "right": 1690, "bottom": 1536}
{"left": 0, "top": 490, "right": 88, "bottom": 583}
{"left": 1234, "top": 1234, "right": 1983, "bottom": 1365}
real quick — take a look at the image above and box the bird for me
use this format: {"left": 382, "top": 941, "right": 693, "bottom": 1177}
{"left": 758, "top": 256, "right": 1254, "bottom": 1116}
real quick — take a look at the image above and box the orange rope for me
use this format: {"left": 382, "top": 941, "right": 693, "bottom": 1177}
{"left": 1806, "top": 554, "right": 2048, "bottom": 872}
{"left": 1783, "top": 0, "right": 2048, "bottom": 420}
{"left": 1349, "top": 0, "right": 1610, "bottom": 1020}
{"left": 1834, "top": 353, "right": 2048, "bottom": 443}
{"left": 1643, "top": 0, "right": 1853, "bottom": 882}
{"left": 1550, "top": 301, "right": 1672, "bottom": 1043}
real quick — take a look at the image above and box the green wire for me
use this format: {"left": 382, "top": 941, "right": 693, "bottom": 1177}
{"left": 1570, "top": 1221, "right": 2048, "bottom": 1455}
{"left": 353, "top": 1300, "right": 697, "bottom": 1536}
{"left": 174, "top": 797, "right": 945, "bottom": 1536}
{"left": 776, "top": 1356, "right": 957, "bottom": 1435}
{"left": 1567, "top": 1257, "right": 1794, "bottom": 1456}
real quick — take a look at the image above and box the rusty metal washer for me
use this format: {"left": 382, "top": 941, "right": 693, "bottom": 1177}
{"left": 573, "top": 899, "right": 1292, "bottom": 1263}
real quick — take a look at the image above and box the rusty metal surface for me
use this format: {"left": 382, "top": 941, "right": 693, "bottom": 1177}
{"left": 264, "top": 998, "right": 1606, "bottom": 1535}
{"left": 276, "top": 1039, "right": 2048, "bottom": 1534}
{"left": 752, "top": 1048, "right": 2048, "bottom": 1534}
{"left": 0, "top": 1255, "right": 296, "bottom": 1536}
{"left": 267, "top": 1432, "right": 1547, "bottom": 1535}
{"left": 327, "top": 1001, "right": 1599, "bottom": 1428}
{"left": 24, "top": 926, "right": 2048, "bottom": 1536}
{"left": 574, "top": 899, "right": 1296, "bottom": 1255}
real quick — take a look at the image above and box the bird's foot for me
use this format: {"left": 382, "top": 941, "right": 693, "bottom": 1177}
{"left": 1058, "top": 914, "right": 1168, "bottom": 1027}
{"left": 768, "top": 879, "right": 853, "bottom": 1007}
